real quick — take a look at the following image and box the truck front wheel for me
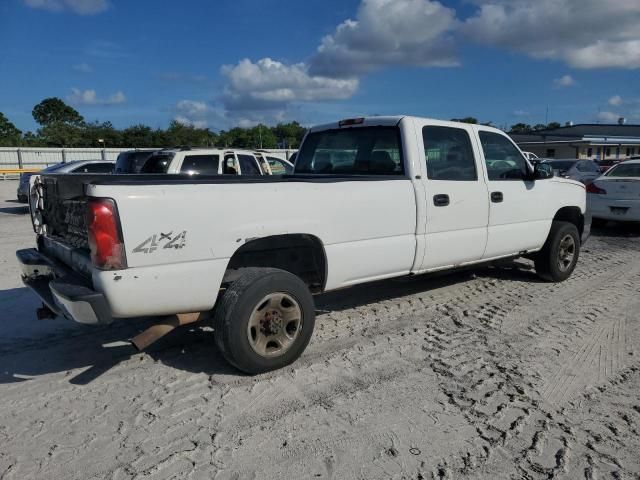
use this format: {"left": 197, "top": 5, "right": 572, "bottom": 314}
{"left": 534, "top": 221, "right": 580, "bottom": 282}
{"left": 213, "top": 268, "right": 316, "bottom": 374}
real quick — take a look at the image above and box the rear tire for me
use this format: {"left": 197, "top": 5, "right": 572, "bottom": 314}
{"left": 213, "top": 268, "right": 315, "bottom": 374}
{"left": 534, "top": 221, "right": 580, "bottom": 282}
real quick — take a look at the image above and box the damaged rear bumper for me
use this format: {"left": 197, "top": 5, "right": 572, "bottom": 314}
{"left": 16, "top": 248, "right": 112, "bottom": 325}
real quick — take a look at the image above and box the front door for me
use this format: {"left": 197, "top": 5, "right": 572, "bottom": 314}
{"left": 477, "top": 129, "right": 552, "bottom": 258}
{"left": 419, "top": 123, "right": 490, "bottom": 271}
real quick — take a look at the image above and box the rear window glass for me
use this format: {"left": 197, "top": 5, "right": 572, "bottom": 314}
{"left": 295, "top": 127, "right": 404, "bottom": 175}
{"left": 141, "top": 153, "right": 175, "bottom": 174}
{"left": 180, "top": 155, "right": 220, "bottom": 175}
{"left": 115, "top": 151, "right": 154, "bottom": 173}
{"left": 74, "top": 163, "right": 114, "bottom": 173}
{"left": 268, "top": 157, "right": 293, "bottom": 174}
{"left": 42, "top": 163, "right": 67, "bottom": 172}
{"left": 606, "top": 163, "right": 640, "bottom": 177}
{"left": 546, "top": 161, "right": 576, "bottom": 171}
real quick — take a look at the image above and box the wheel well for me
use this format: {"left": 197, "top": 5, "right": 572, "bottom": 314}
{"left": 553, "top": 206, "right": 584, "bottom": 237}
{"left": 224, "top": 234, "right": 327, "bottom": 293}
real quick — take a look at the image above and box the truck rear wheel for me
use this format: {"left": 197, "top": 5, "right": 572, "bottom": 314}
{"left": 534, "top": 221, "right": 580, "bottom": 282}
{"left": 213, "top": 268, "right": 315, "bottom": 374}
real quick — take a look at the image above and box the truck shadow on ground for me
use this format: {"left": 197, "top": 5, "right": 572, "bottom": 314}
{"left": 591, "top": 222, "right": 640, "bottom": 238}
{"left": 0, "top": 261, "right": 538, "bottom": 386}
{"left": 0, "top": 204, "right": 29, "bottom": 215}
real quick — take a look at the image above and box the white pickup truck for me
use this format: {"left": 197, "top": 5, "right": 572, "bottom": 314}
{"left": 17, "top": 116, "right": 589, "bottom": 374}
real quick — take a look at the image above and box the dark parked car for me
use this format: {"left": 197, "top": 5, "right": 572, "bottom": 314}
{"left": 114, "top": 149, "right": 159, "bottom": 174}
{"left": 596, "top": 158, "right": 622, "bottom": 173}
{"left": 543, "top": 159, "right": 601, "bottom": 184}
{"left": 17, "top": 160, "right": 114, "bottom": 202}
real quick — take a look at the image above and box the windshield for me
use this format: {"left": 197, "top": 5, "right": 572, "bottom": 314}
{"left": 295, "top": 126, "right": 404, "bottom": 175}
{"left": 546, "top": 160, "right": 576, "bottom": 171}
{"left": 605, "top": 163, "right": 640, "bottom": 177}
{"left": 141, "top": 153, "right": 174, "bottom": 173}
{"left": 42, "top": 163, "right": 68, "bottom": 172}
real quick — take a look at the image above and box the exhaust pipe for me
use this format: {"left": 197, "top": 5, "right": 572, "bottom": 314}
{"left": 131, "top": 312, "right": 207, "bottom": 351}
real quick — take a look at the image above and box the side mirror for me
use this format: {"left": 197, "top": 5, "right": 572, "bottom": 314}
{"left": 533, "top": 162, "right": 554, "bottom": 180}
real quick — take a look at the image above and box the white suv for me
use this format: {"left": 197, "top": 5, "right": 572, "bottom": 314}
{"left": 140, "top": 148, "right": 270, "bottom": 175}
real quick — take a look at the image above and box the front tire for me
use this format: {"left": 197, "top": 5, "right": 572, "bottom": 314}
{"left": 213, "top": 268, "right": 315, "bottom": 374}
{"left": 534, "top": 221, "right": 580, "bottom": 282}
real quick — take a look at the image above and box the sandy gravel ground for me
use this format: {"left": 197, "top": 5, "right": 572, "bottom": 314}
{"left": 0, "top": 179, "right": 639, "bottom": 480}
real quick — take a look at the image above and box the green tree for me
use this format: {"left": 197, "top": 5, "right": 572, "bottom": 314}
{"left": 450, "top": 117, "right": 478, "bottom": 124}
{"left": 122, "top": 124, "right": 155, "bottom": 147}
{"left": 0, "top": 112, "right": 22, "bottom": 146}
{"left": 546, "top": 122, "right": 562, "bottom": 130}
{"left": 509, "top": 123, "right": 533, "bottom": 134}
{"left": 38, "top": 122, "right": 84, "bottom": 147}
{"left": 532, "top": 123, "right": 547, "bottom": 131}
{"left": 32, "top": 97, "right": 84, "bottom": 127}
{"left": 83, "top": 121, "right": 122, "bottom": 147}
{"left": 271, "top": 121, "right": 307, "bottom": 148}
{"left": 164, "top": 120, "right": 217, "bottom": 147}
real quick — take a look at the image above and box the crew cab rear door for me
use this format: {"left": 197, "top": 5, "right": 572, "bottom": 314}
{"left": 416, "top": 120, "right": 490, "bottom": 271}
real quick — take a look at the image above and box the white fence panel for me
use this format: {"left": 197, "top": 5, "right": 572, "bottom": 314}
{"left": 0, "top": 148, "right": 297, "bottom": 169}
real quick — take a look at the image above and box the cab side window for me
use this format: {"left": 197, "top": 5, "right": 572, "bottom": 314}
{"left": 479, "top": 131, "right": 528, "bottom": 181}
{"left": 223, "top": 155, "right": 238, "bottom": 175}
{"left": 423, "top": 126, "right": 477, "bottom": 181}
{"left": 237, "top": 154, "right": 261, "bottom": 175}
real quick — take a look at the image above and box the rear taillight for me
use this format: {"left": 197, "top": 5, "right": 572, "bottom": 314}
{"left": 86, "top": 198, "right": 126, "bottom": 270}
{"left": 586, "top": 183, "right": 606, "bottom": 195}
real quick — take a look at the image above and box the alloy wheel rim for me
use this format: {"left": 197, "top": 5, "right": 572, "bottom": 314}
{"left": 247, "top": 293, "right": 302, "bottom": 358}
{"left": 557, "top": 234, "right": 576, "bottom": 272}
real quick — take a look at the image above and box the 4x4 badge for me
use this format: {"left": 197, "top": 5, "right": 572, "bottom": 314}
{"left": 133, "top": 231, "right": 187, "bottom": 254}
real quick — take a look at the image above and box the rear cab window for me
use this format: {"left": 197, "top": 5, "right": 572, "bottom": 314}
{"left": 295, "top": 126, "right": 404, "bottom": 175}
{"left": 141, "top": 152, "right": 175, "bottom": 174}
{"left": 179, "top": 154, "right": 220, "bottom": 175}
{"left": 606, "top": 163, "right": 640, "bottom": 177}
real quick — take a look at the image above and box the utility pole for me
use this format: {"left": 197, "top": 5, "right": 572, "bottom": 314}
{"left": 545, "top": 106, "right": 549, "bottom": 125}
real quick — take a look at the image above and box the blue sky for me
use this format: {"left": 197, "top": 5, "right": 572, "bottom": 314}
{"left": 1, "top": 0, "right": 639, "bottom": 133}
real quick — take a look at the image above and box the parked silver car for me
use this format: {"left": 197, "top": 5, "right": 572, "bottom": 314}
{"left": 543, "top": 159, "right": 601, "bottom": 185}
{"left": 17, "top": 160, "right": 114, "bottom": 202}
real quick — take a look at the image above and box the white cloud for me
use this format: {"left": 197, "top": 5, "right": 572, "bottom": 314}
{"left": 609, "top": 95, "right": 623, "bottom": 106}
{"left": 513, "top": 110, "right": 530, "bottom": 116}
{"left": 220, "top": 0, "right": 458, "bottom": 123}
{"left": 553, "top": 74, "right": 575, "bottom": 87}
{"left": 23, "top": 0, "right": 109, "bottom": 15}
{"left": 173, "top": 100, "right": 226, "bottom": 129}
{"left": 67, "top": 88, "right": 126, "bottom": 105}
{"left": 463, "top": 0, "right": 640, "bottom": 69}
{"left": 310, "top": 0, "right": 458, "bottom": 77}
{"left": 597, "top": 111, "right": 622, "bottom": 123}
{"left": 221, "top": 58, "right": 359, "bottom": 122}
{"left": 174, "top": 116, "right": 208, "bottom": 129}
{"left": 72, "top": 62, "right": 92, "bottom": 73}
